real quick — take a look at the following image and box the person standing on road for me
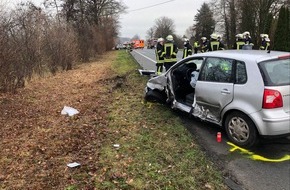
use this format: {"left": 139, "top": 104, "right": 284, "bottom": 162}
{"left": 200, "top": 37, "right": 209, "bottom": 52}
{"left": 243, "top": 31, "right": 254, "bottom": 45}
{"left": 155, "top": 38, "right": 164, "bottom": 75}
{"left": 193, "top": 40, "right": 200, "bottom": 54}
{"left": 208, "top": 33, "right": 225, "bottom": 51}
{"left": 259, "top": 34, "right": 271, "bottom": 51}
{"left": 182, "top": 38, "right": 193, "bottom": 59}
{"left": 233, "top": 34, "right": 245, "bottom": 50}
{"left": 162, "top": 35, "right": 178, "bottom": 71}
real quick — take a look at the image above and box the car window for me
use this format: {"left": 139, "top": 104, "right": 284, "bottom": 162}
{"left": 184, "top": 58, "right": 203, "bottom": 70}
{"left": 259, "top": 59, "right": 290, "bottom": 86}
{"left": 199, "top": 57, "right": 233, "bottom": 83}
{"left": 236, "top": 61, "right": 247, "bottom": 84}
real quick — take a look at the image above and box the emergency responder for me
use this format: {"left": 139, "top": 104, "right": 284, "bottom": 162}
{"left": 243, "top": 31, "right": 254, "bottom": 45}
{"left": 162, "top": 35, "right": 178, "bottom": 71}
{"left": 259, "top": 34, "right": 271, "bottom": 51}
{"left": 200, "top": 37, "right": 209, "bottom": 52}
{"left": 155, "top": 38, "right": 164, "bottom": 75}
{"left": 182, "top": 38, "right": 193, "bottom": 59}
{"left": 217, "top": 34, "right": 222, "bottom": 42}
{"left": 208, "top": 33, "right": 224, "bottom": 51}
{"left": 193, "top": 40, "right": 200, "bottom": 54}
{"left": 233, "top": 34, "right": 245, "bottom": 50}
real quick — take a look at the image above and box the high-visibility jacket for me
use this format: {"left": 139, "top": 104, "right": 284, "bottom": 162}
{"left": 234, "top": 41, "right": 245, "bottom": 50}
{"left": 201, "top": 40, "right": 208, "bottom": 52}
{"left": 182, "top": 43, "right": 192, "bottom": 58}
{"left": 155, "top": 43, "right": 164, "bottom": 64}
{"left": 245, "top": 37, "right": 254, "bottom": 45}
{"left": 260, "top": 40, "right": 270, "bottom": 51}
{"left": 209, "top": 40, "right": 224, "bottom": 51}
{"left": 162, "top": 42, "right": 178, "bottom": 63}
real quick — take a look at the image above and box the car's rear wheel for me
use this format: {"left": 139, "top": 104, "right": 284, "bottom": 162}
{"left": 225, "top": 111, "right": 259, "bottom": 148}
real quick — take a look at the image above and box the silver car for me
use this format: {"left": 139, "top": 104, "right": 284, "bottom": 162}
{"left": 144, "top": 50, "right": 290, "bottom": 147}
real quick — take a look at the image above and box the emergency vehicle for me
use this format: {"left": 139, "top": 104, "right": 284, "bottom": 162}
{"left": 132, "top": 40, "right": 145, "bottom": 49}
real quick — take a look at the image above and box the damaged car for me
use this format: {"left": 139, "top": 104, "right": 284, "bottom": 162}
{"left": 144, "top": 50, "right": 290, "bottom": 148}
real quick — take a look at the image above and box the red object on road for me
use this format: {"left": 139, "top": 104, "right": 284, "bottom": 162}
{"left": 217, "top": 132, "right": 222, "bottom": 142}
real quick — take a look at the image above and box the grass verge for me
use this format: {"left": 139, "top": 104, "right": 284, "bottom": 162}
{"left": 94, "top": 50, "right": 228, "bottom": 190}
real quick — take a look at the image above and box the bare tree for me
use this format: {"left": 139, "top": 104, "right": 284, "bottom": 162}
{"left": 209, "top": 0, "right": 286, "bottom": 48}
{"left": 131, "top": 34, "right": 140, "bottom": 40}
{"left": 153, "top": 16, "right": 176, "bottom": 38}
{"left": 146, "top": 27, "right": 154, "bottom": 40}
{"left": 0, "top": 0, "right": 128, "bottom": 93}
{"left": 61, "top": 0, "right": 127, "bottom": 61}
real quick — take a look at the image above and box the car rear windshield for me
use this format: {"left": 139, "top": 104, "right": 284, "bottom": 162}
{"left": 259, "top": 58, "right": 290, "bottom": 86}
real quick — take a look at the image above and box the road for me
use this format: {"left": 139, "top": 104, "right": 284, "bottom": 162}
{"left": 130, "top": 48, "right": 290, "bottom": 190}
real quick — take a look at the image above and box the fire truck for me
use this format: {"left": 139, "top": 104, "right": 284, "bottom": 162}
{"left": 132, "top": 40, "right": 145, "bottom": 49}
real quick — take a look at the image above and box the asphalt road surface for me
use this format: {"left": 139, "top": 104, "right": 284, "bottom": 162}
{"left": 130, "top": 48, "right": 290, "bottom": 190}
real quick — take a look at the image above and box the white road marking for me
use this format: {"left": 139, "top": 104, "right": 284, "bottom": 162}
{"left": 132, "top": 50, "right": 156, "bottom": 63}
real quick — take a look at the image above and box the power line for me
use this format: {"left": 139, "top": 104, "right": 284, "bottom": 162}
{"left": 128, "top": 0, "right": 175, "bottom": 12}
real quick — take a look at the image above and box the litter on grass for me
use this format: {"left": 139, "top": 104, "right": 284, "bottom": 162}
{"left": 67, "top": 162, "right": 81, "bottom": 168}
{"left": 61, "top": 106, "right": 79, "bottom": 116}
{"left": 113, "top": 144, "right": 120, "bottom": 148}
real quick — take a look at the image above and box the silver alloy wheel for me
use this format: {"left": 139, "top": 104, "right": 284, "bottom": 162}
{"left": 228, "top": 116, "right": 250, "bottom": 143}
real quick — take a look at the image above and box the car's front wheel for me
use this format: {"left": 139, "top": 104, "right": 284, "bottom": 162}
{"left": 144, "top": 90, "right": 166, "bottom": 104}
{"left": 225, "top": 111, "right": 259, "bottom": 148}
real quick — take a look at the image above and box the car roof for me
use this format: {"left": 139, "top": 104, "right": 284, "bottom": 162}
{"left": 192, "top": 50, "right": 290, "bottom": 63}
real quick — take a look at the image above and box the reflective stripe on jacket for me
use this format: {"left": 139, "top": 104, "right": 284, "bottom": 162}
{"left": 182, "top": 44, "right": 192, "bottom": 58}
{"left": 162, "top": 42, "right": 177, "bottom": 63}
{"left": 210, "top": 41, "right": 220, "bottom": 51}
{"left": 155, "top": 43, "right": 164, "bottom": 64}
{"left": 236, "top": 41, "right": 245, "bottom": 50}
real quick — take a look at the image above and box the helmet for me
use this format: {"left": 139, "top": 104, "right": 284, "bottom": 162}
{"left": 243, "top": 31, "right": 250, "bottom": 36}
{"left": 201, "top": 37, "right": 207, "bottom": 41}
{"left": 166, "top": 35, "right": 173, "bottom": 41}
{"left": 157, "top": 38, "right": 164, "bottom": 42}
{"left": 183, "top": 38, "right": 189, "bottom": 42}
{"left": 260, "top": 34, "right": 268, "bottom": 38}
{"left": 210, "top": 33, "right": 218, "bottom": 40}
{"left": 237, "top": 34, "right": 243, "bottom": 39}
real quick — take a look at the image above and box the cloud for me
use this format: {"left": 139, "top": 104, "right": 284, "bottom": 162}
{"left": 119, "top": 0, "right": 206, "bottom": 39}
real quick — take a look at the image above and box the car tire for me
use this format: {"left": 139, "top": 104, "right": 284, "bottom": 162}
{"left": 225, "top": 111, "right": 259, "bottom": 148}
{"left": 145, "top": 90, "right": 166, "bottom": 103}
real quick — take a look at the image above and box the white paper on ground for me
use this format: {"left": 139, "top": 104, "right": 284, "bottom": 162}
{"left": 61, "top": 106, "right": 79, "bottom": 116}
{"left": 113, "top": 144, "right": 120, "bottom": 148}
{"left": 67, "top": 162, "right": 81, "bottom": 168}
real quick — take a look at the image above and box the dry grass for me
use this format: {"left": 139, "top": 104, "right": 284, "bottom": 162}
{"left": 0, "top": 52, "right": 118, "bottom": 189}
{"left": 0, "top": 50, "right": 227, "bottom": 190}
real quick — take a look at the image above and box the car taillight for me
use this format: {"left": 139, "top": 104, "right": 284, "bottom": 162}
{"left": 262, "top": 89, "right": 283, "bottom": 109}
{"left": 278, "top": 54, "right": 290, "bottom": 60}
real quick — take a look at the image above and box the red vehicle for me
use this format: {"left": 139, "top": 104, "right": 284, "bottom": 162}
{"left": 132, "top": 40, "right": 145, "bottom": 49}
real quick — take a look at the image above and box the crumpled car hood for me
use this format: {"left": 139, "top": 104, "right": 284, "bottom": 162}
{"left": 147, "top": 75, "right": 167, "bottom": 91}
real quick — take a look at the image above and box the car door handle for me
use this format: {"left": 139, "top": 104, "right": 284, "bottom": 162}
{"left": 221, "top": 89, "right": 231, "bottom": 94}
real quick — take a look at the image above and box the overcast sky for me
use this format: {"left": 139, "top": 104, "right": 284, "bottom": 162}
{"left": 6, "top": 0, "right": 207, "bottom": 39}
{"left": 120, "top": 0, "right": 207, "bottom": 39}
